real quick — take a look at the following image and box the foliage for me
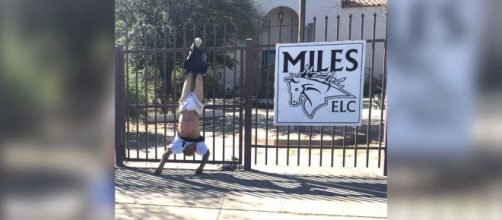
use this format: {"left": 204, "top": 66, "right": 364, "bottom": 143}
{"left": 126, "top": 64, "right": 159, "bottom": 121}
{"left": 116, "top": 0, "right": 259, "bottom": 119}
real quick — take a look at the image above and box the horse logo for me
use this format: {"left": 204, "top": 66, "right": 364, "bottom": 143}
{"left": 284, "top": 67, "right": 355, "bottom": 119}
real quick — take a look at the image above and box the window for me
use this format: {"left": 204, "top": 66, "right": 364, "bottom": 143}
{"left": 261, "top": 50, "right": 276, "bottom": 66}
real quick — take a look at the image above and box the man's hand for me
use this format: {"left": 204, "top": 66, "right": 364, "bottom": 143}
{"left": 154, "top": 169, "right": 162, "bottom": 176}
{"left": 195, "top": 150, "right": 210, "bottom": 175}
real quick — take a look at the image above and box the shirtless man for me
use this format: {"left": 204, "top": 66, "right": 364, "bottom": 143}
{"left": 154, "top": 38, "right": 210, "bottom": 175}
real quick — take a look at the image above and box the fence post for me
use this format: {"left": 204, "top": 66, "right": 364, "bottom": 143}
{"left": 244, "top": 38, "right": 256, "bottom": 170}
{"left": 115, "top": 46, "right": 125, "bottom": 167}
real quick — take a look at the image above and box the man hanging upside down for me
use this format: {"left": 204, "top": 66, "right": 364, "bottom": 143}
{"left": 154, "top": 38, "right": 210, "bottom": 176}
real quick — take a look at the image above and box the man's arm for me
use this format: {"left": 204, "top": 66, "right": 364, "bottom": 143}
{"left": 154, "top": 148, "right": 172, "bottom": 175}
{"left": 195, "top": 150, "right": 210, "bottom": 174}
{"left": 179, "top": 73, "right": 194, "bottom": 104}
{"left": 194, "top": 74, "right": 204, "bottom": 101}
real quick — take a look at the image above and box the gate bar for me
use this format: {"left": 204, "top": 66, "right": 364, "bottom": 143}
{"left": 244, "top": 38, "right": 256, "bottom": 170}
{"left": 115, "top": 46, "right": 125, "bottom": 167}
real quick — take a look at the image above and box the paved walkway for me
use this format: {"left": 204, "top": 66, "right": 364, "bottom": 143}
{"left": 115, "top": 164, "right": 387, "bottom": 220}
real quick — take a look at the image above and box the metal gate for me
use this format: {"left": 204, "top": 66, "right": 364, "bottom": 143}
{"left": 116, "top": 24, "right": 247, "bottom": 165}
{"left": 116, "top": 13, "right": 387, "bottom": 174}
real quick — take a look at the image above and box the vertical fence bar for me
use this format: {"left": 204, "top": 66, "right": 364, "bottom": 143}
{"left": 337, "top": 15, "right": 347, "bottom": 167}
{"left": 115, "top": 46, "right": 125, "bottom": 166}
{"left": 324, "top": 15, "right": 328, "bottom": 41}
{"left": 135, "top": 43, "right": 140, "bottom": 160}
{"left": 255, "top": 25, "right": 261, "bottom": 164}
{"left": 120, "top": 48, "right": 126, "bottom": 162}
{"left": 287, "top": 125, "right": 290, "bottom": 166}
{"left": 359, "top": 13, "right": 367, "bottom": 167}
{"left": 265, "top": 19, "right": 271, "bottom": 165}
{"left": 324, "top": 16, "right": 331, "bottom": 167}
{"left": 203, "top": 24, "right": 207, "bottom": 149}
{"left": 163, "top": 27, "right": 168, "bottom": 151}
{"left": 233, "top": 23, "right": 238, "bottom": 162}
{"left": 239, "top": 49, "right": 245, "bottom": 163}
{"left": 285, "top": 17, "right": 293, "bottom": 166}
{"left": 276, "top": 15, "right": 283, "bottom": 166}
{"left": 298, "top": 14, "right": 308, "bottom": 167}
{"left": 382, "top": 15, "right": 388, "bottom": 178}
{"left": 297, "top": 125, "right": 301, "bottom": 166}
{"left": 254, "top": 20, "right": 260, "bottom": 164}
{"left": 193, "top": 25, "right": 197, "bottom": 161}
{"left": 144, "top": 35, "right": 149, "bottom": 160}
{"left": 182, "top": 24, "right": 187, "bottom": 161}
{"left": 384, "top": 100, "right": 388, "bottom": 176}
{"left": 212, "top": 23, "right": 217, "bottom": 161}
{"left": 379, "top": 21, "right": 387, "bottom": 168}
{"left": 384, "top": 135, "right": 387, "bottom": 175}
{"left": 336, "top": 15, "right": 340, "bottom": 41}
{"left": 325, "top": 15, "right": 336, "bottom": 167}
{"left": 288, "top": 18, "right": 294, "bottom": 166}
{"left": 153, "top": 33, "right": 158, "bottom": 160}
{"left": 308, "top": 16, "right": 316, "bottom": 167}
{"left": 331, "top": 126, "right": 335, "bottom": 167}
{"left": 313, "top": 16, "right": 316, "bottom": 41}
{"left": 343, "top": 127, "right": 347, "bottom": 167}
{"left": 172, "top": 26, "right": 178, "bottom": 160}
{"left": 308, "top": 126, "right": 312, "bottom": 167}
{"left": 125, "top": 26, "right": 130, "bottom": 160}
{"left": 223, "top": 23, "right": 227, "bottom": 162}
{"left": 202, "top": 24, "right": 207, "bottom": 151}
{"left": 244, "top": 38, "right": 256, "bottom": 170}
{"left": 348, "top": 14, "right": 359, "bottom": 168}
{"left": 286, "top": 7, "right": 291, "bottom": 164}
{"left": 366, "top": 13, "right": 377, "bottom": 167}
{"left": 320, "top": 127, "right": 323, "bottom": 166}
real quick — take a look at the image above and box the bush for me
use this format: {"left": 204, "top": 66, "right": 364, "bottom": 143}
{"left": 126, "top": 65, "right": 161, "bottom": 121}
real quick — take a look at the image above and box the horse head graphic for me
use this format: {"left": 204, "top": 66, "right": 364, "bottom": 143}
{"left": 283, "top": 68, "right": 356, "bottom": 119}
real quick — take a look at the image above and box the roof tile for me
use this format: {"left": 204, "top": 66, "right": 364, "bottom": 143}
{"left": 342, "top": 0, "right": 387, "bottom": 8}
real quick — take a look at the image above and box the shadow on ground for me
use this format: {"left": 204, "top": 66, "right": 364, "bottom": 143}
{"left": 115, "top": 167, "right": 387, "bottom": 207}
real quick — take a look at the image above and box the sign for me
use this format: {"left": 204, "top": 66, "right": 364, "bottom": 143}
{"left": 274, "top": 41, "right": 366, "bottom": 126}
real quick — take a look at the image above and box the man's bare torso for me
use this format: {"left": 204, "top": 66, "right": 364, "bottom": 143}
{"left": 178, "top": 111, "right": 200, "bottom": 138}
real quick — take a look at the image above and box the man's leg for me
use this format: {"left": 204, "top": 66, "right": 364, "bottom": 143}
{"left": 179, "top": 73, "right": 194, "bottom": 104}
{"left": 194, "top": 74, "right": 204, "bottom": 101}
{"left": 154, "top": 148, "right": 172, "bottom": 175}
{"left": 195, "top": 150, "right": 210, "bottom": 174}
{"left": 194, "top": 74, "right": 206, "bottom": 175}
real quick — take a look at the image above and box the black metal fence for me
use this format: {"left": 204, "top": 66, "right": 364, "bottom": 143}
{"left": 116, "top": 23, "right": 246, "bottom": 165}
{"left": 116, "top": 13, "right": 387, "bottom": 174}
{"left": 248, "top": 13, "right": 387, "bottom": 172}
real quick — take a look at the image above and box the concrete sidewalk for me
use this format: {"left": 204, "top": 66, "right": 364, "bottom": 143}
{"left": 115, "top": 164, "right": 387, "bottom": 220}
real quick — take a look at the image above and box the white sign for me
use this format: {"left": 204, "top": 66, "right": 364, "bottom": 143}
{"left": 274, "top": 41, "right": 366, "bottom": 126}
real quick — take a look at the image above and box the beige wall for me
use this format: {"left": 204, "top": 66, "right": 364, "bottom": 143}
{"left": 254, "top": 0, "right": 387, "bottom": 82}
{"left": 218, "top": 1, "right": 388, "bottom": 96}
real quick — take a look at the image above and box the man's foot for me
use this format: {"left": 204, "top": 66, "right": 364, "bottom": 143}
{"left": 154, "top": 169, "right": 162, "bottom": 176}
{"left": 195, "top": 167, "right": 203, "bottom": 175}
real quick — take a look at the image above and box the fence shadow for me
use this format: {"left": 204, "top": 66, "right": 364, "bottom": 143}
{"left": 115, "top": 167, "right": 387, "bottom": 207}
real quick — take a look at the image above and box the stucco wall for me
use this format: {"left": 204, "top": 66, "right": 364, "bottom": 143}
{"left": 254, "top": 0, "right": 387, "bottom": 81}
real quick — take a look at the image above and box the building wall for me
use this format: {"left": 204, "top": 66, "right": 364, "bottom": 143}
{"left": 211, "top": 54, "right": 243, "bottom": 96}
{"left": 258, "top": 6, "right": 299, "bottom": 45}
{"left": 216, "top": 1, "right": 388, "bottom": 97}
{"left": 254, "top": 0, "right": 387, "bottom": 84}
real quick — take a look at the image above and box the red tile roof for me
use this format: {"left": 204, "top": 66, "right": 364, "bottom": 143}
{"left": 342, "top": 0, "right": 387, "bottom": 8}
